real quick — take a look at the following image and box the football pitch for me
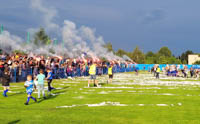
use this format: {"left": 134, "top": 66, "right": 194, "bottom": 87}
{"left": 1, "top": 72, "right": 200, "bottom": 124}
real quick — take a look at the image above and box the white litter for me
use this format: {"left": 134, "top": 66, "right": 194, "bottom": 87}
{"left": 56, "top": 101, "right": 128, "bottom": 108}
{"left": 73, "top": 96, "right": 84, "bottom": 99}
{"left": 178, "top": 103, "right": 182, "bottom": 106}
{"left": 56, "top": 87, "right": 64, "bottom": 90}
{"left": 156, "top": 104, "right": 168, "bottom": 106}
{"left": 56, "top": 102, "right": 181, "bottom": 108}
{"left": 98, "top": 91, "right": 108, "bottom": 94}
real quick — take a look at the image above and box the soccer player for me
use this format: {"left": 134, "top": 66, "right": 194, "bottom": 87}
{"left": 46, "top": 68, "right": 54, "bottom": 92}
{"left": 1, "top": 68, "right": 10, "bottom": 97}
{"left": 88, "top": 61, "right": 98, "bottom": 87}
{"left": 36, "top": 69, "right": 46, "bottom": 99}
{"left": 107, "top": 65, "right": 113, "bottom": 83}
{"left": 156, "top": 65, "right": 161, "bottom": 79}
{"left": 24, "top": 75, "right": 37, "bottom": 105}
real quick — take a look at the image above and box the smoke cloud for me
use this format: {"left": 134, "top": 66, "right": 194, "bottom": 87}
{"left": 30, "top": 0, "right": 60, "bottom": 32}
{"left": 0, "top": 0, "right": 131, "bottom": 61}
{"left": 0, "top": 31, "right": 24, "bottom": 53}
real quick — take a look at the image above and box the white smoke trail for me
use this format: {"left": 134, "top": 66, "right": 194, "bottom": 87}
{"left": 122, "top": 55, "right": 133, "bottom": 61}
{"left": 1, "top": 0, "right": 132, "bottom": 61}
{"left": 29, "top": 0, "right": 124, "bottom": 60}
{"left": 0, "top": 31, "right": 24, "bottom": 53}
{"left": 28, "top": 0, "right": 130, "bottom": 60}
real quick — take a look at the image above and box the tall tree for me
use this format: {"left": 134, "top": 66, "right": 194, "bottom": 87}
{"left": 116, "top": 49, "right": 127, "bottom": 57}
{"left": 145, "top": 51, "right": 156, "bottom": 64}
{"left": 103, "top": 42, "right": 114, "bottom": 53}
{"left": 157, "top": 56, "right": 168, "bottom": 64}
{"left": 34, "top": 28, "right": 50, "bottom": 46}
{"left": 146, "top": 51, "right": 154, "bottom": 57}
{"left": 131, "top": 46, "right": 145, "bottom": 64}
{"left": 157, "top": 47, "right": 172, "bottom": 57}
{"left": 180, "top": 50, "right": 193, "bottom": 64}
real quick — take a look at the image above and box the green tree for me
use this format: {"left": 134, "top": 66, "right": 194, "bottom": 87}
{"left": 131, "top": 46, "right": 145, "bottom": 64}
{"left": 146, "top": 51, "right": 155, "bottom": 58}
{"left": 157, "top": 56, "right": 168, "bottom": 64}
{"left": 180, "top": 50, "right": 193, "bottom": 64}
{"left": 145, "top": 51, "right": 156, "bottom": 64}
{"left": 157, "top": 47, "right": 172, "bottom": 57}
{"left": 103, "top": 42, "right": 114, "bottom": 53}
{"left": 145, "top": 57, "right": 156, "bottom": 64}
{"left": 168, "top": 57, "right": 182, "bottom": 64}
{"left": 193, "top": 61, "right": 200, "bottom": 65}
{"left": 34, "top": 28, "right": 50, "bottom": 46}
{"left": 116, "top": 49, "right": 127, "bottom": 57}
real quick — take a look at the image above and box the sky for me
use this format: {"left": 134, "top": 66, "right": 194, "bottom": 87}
{"left": 0, "top": 0, "right": 200, "bottom": 56}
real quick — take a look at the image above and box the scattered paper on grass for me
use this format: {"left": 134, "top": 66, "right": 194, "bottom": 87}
{"left": 50, "top": 93, "right": 66, "bottom": 96}
{"left": 82, "top": 92, "right": 89, "bottom": 94}
{"left": 98, "top": 91, "right": 108, "bottom": 94}
{"left": 128, "top": 91, "right": 137, "bottom": 93}
{"left": 56, "top": 102, "right": 182, "bottom": 108}
{"left": 8, "top": 91, "right": 21, "bottom": 93}
{"left": 73, "top": 96, "right": 84, "bottom": 99}
{"left": 156, "top": 104, "right": 168, "bottom": 106}
{"left": 178, "top": 103, "right": 182, "bottom": 106}
{"left": 107, "top": 90, "right": 123, "bottom": 93}
{"left": 56, "top": 87, "right": 64, "bottom": 90}
{"left": 158, "top": 93, "right": 175, "bottom": 96}
{"left": 84, "top": 86, "right": 134, "bottom": 89}
{"left": 56, "top": 102, "right": 128, "bottom": 108}
{"left": 88, "top": 89, "right": 95, "bottom": 92}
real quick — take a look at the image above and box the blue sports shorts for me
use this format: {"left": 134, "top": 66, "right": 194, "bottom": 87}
{"left": 27, "top": 92, "right": 33, "bottom": 95}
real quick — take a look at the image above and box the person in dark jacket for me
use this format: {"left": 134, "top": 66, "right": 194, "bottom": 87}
{"left": 1, "top": 68, "right": 11, "bottom": 97}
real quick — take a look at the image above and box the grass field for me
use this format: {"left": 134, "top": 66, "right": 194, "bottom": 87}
{"left": 1, "top": 72, "right": 200, "bottom": 124}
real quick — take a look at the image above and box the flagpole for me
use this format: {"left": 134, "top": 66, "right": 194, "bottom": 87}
{"left": 0, "top": 24, "right": 3, "bottom": 34}
{"left": 54, "top": 39, "right": 58, "bottom": 46}
{"left": 27, "top": 32, "right": 30, "bottom": 44}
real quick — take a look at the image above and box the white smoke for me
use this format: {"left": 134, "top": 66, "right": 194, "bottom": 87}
{"left": 1, "top": 0, "right": 132, "bottom": 61}
{"left": 61, "top": 20, "right": 124, "bottom": 60}
{"left": 30, "top": 0, "right": 60, "bottom": 32}
{"left": 122, "top": 55, "right": 133, "bottom": 61}
{"left": 29, "top": 0, "right": 124, "bottom": 60}
{"left": 0, "top": 31, "right": 24, "bottom": 52}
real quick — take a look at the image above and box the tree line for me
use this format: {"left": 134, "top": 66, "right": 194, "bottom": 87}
{"left": 104, "top": 42, "right": 196, "bottom": 64}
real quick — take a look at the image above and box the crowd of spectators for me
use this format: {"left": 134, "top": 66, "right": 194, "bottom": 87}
{"left": 0, "top": 53, "right": 137, "bottom": 82}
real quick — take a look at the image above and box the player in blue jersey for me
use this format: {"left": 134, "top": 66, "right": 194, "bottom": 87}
{"left": 24, "top": 75, "right": 37, "bottom": 105}
{"left": 46, "top": 68, "right": 54, "bottom": 92}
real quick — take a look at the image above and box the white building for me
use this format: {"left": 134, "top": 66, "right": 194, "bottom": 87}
{"left": 188, "top": 54, "right": 200, "bottom": 65}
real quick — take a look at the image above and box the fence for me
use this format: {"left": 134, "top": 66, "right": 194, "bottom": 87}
{"left": 1, "top": 64, "right": 200, "bottom": 82}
